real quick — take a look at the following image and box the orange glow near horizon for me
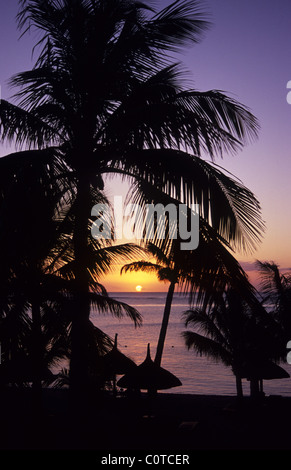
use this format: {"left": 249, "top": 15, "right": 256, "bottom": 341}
{"left": 101, "top": 264, "right": 169, "bottom": 293}
{"left": 101, "top": 257, "right": 291, "bottom": 293}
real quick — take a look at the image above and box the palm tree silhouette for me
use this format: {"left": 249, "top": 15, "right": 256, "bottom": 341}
{"left": 183, "top": 287, "right": 269, "bottom": 398}
{"left": 256, "top": 261, "right": 291, "bottom": 359}
{"left": 0, "top": 150, "right": 142, "bottom": 397}
{"left": 121, "top": 226, "right": 254, "bottom": 369}
{"left": 0, "top": 0, "right": 264, "bottom": 393}
{"left": 121, "top": 176, "right": 258, "bottom": 368}
{"left": 0, "top": 148, "right": 71, "bottom": 397}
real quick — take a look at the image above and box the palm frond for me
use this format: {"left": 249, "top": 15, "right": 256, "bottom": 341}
{"left": 182, "top": 330, "right": 232, "bottom": 366}
{"left": 101, "top": 68, "right": 259, "bottom": 159}
{"left": 88, "top": 321, "right": 114, "bottom": 356}
{"left": 183, "top": 307, "right": 228, "bottom": 347}
{"left": 121, "top": 260, "right": 163, "bottom": 275}
{"left": 174, "top": 89, "right": 259, "bottom": 156}
{"left": 120, "top": 259, "right": 175, "bottom": 282}
{"left": 0, "top": 99, "right": 59, "bottom": 148}
{"left": 89, "top": 292, "right": 142, "bottom": 327}
{"left": 150, "top": 0, "right": 210, "bottom": 51}
{"left": 256, "top": 260, "right": 286, "bottom": 295}
{"left": 115, "top": 150, "right": 264, "bottom": 254}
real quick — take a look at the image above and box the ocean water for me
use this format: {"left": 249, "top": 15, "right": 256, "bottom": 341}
{"left": 91, "top": 292, "right": 291, "bottom": 397}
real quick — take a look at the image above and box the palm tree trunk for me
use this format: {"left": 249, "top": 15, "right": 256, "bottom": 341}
{"left": 154, "top": 279, "right": 176, "bottom": 367}
{"left": 250, "top": 378, "right": 260, "bottom": 398}
{"left": 31, "top": 291, "right": 43, "bottom": 410}
{"left": 70, "top": 295, "right": 91, "bottom": 393}
{"left": 69, "top": 174, "right": 91, "bottom": 401}
{"left": 235, "top": 375, "right": 243, "bottom": 398}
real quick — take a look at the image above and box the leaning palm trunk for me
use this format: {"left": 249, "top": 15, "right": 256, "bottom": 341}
{"left": 155, "top": 279, "right": 176, "bottom": 367}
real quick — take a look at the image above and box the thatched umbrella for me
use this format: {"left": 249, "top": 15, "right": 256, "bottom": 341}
{"left": 239, "top": 359, "right": 290, "bottom": 380}
{"left": 117, "top": 343, "right": 182, "bottom": 395}
{"left": 102, "top": 333, "right": 137, "bottom": 394}
{"left": 239, "top": 359, "right": 290, "bottom": 395}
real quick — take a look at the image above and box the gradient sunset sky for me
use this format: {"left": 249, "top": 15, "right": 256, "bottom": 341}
{"left": 0, "top": 0, "right": 290, "bottom": 292}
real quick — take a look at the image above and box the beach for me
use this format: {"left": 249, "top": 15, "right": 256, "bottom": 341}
{"left": 1, "top": 387, "right": 291, "bottom": 453}
{"left": 1, "top": 294, "right": 290, "bottom": 455}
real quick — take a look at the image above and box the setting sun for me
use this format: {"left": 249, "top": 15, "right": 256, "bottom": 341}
{"left": 135, "top": 285, "right": 143, "bottom": 292}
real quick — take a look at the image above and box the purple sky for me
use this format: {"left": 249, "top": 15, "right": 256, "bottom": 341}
{"left": 181, "top": 0, "right": 291, "bottom": 275}
{"left": 1, "top": 0, "right": 291, "bottom": 283}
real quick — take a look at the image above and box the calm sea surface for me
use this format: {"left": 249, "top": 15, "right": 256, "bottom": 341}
{"left": 91, "top": 292, "right": 291, "bottom": 397}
